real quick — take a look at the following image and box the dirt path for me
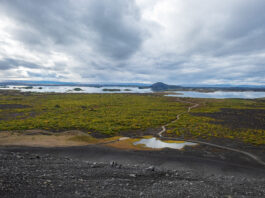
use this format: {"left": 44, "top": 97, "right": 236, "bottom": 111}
{"left": 158, "top": 98, "right": 265, "bottom": 167}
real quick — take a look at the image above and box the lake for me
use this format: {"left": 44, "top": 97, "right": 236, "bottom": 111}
{"left": 1, "top": 86, "right": 265, "bottom": 99}
{"left": 166, "top": 91, "right": 265, "bottom": 99}
{"left": 0, "top": 86, "right": 152, "bottom": 93}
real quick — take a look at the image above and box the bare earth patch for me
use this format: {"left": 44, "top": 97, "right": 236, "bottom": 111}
{"left": 106, "top": 138, "right": 153, "bottom": 150}
{"left": 0, "top": 130, "right": 101, "bottom": 147}
{"left": 0, "top": 130, "right": 163, "bottom": 150}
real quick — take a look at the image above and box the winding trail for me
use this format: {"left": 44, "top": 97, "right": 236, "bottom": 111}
{"left": 97, "top": 97, "right": 265, "bottom": 166}
{"left": 158, "top": 98, "right": 265, "bottom": 167}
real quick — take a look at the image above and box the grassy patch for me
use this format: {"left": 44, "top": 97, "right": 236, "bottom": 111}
{"left": 0, "top": 93, "right": 188, "bottom": 135}
{"left": 167, "top": 98, "right": 265, "bottom": 145}
{"left": 107, "top": 138, "right": 151, "bottom": 150}
{"left": 1, "top": 92, "right": 264, "bottom": 145}
{"left": 68, "top": 135, "right": 98, "bottom": 143}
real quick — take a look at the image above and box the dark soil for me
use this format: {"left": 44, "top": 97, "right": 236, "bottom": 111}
{"left": 0, "top": 111, "right": 38, "bottom": 121}
{"left": 119, "top": 127, "right": 161, "bottom": 138}
{"left": 0, "top": 104, "right": 31, "bottom": 110}
{"left": 0, "top": 145, "right": 265, "bottom": 198}
{"left": 193, "top": 108, "right": 265, "bottom": 130}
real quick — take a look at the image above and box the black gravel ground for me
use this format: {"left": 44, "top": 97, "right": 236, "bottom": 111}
{"left": 192, "top": 108, "right": 265, "bottom": 130}
{"left": 0, "top": 145, "right": 265, "bottom": 198}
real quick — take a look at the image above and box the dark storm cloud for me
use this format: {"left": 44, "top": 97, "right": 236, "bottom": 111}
{"left": 0, "top": 0, "right": 145, "bottom": 59}
{"left": 84, "top": 0, "right": 145, "bottom": 59}
{"left": 0, "top": 58, "right": 41, "bottom": 70}
{"left": 0, "top": 0, "right": 78, "bottom": 46}
{"left": 0, "top": 0, "right": 264, "bottom": 84}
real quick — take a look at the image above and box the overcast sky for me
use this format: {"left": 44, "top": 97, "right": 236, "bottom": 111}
{"left": 0, "top": 0, "right": 265, "bottom": 85}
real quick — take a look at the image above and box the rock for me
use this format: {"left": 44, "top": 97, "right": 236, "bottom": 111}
{"left": 129, "top": 174, "right": 136, "bottom": 178}
{"left": 110, "top": 161, "right": 117, "bottom": 167}
{"left": 146, "top": 166, "right": 155, "bottom": 171}
{"left": 91, "top": 162, "right": 99, "bottom": 168}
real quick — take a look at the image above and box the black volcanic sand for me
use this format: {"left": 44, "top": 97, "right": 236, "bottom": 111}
{"left": 0, "top": 144, "right": 265, "bottom": 198}
{"left": 193, "top": 108, "right": 265, "bottom": 130}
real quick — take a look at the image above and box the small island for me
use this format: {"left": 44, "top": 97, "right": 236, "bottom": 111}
{"left": 102, "top": 89, "right": 121, "bottom": 92}
{"left": 20, "top": 86, "right": 33, "bottom": 89}
{"left": 73, "top": 88, "right": 83, "bottom": 91}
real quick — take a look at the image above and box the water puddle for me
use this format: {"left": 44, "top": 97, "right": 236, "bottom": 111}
{"left": 133, "top": 137, "right": 197, "bottom": 149}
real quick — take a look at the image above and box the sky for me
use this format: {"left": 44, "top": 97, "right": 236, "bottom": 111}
{"left": 0, "top": 0, "right": 265, "bottom": 85}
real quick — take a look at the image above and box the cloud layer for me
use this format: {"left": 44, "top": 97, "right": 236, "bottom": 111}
{"left": 0, "top": 0, "right": 264, "bottom": 85}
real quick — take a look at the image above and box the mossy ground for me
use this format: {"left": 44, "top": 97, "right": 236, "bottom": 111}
{"left": 0, "top": 93, "right": 188, "bottom": 135}
{"left": 0, "top": 92, "right": 264, "bottom": 146}
{"left": 167, "top": 98, "right": 265, "bottom": 145}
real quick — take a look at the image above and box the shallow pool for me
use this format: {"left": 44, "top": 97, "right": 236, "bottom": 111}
{"left": 133, "top": 137, "right": 197, "bottom": 149}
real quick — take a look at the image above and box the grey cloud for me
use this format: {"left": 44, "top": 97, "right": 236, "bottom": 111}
{"left": 177, "top": 0, "right": 265, "bottom": 58}
{"left": 0, "top": 58, "right": 41, "bottom": 70}
{"left": 0, "top": 0, "right": 145, "bottom": 59}
{"left": 0, "top": 0, "right": 264, "bottom": 85}
{"left": 84, "top": 0, "right": 145, "bottom": 59}
{"left": 0, "top": 0, "right": 79, "bottom": 46}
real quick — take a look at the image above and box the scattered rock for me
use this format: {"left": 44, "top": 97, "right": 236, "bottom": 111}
{"left": 0, "top": 147, "right": 264, "bottom": 197}
{"left": 110, "top": 161, "right": 117, "bottom": 167}
{"left": 146, "top": 166, "right": 155, "bottom": 171}
{"left": 91, "top": 162, "right": 99, "bottom": 168}
{"left": 129, "top": 174, "right": 136, "bottom": 178}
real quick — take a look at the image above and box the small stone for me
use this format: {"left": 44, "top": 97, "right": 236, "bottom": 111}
{"left": 129, "top": 174, "right": 136, "bottom": 178}
{"left": 146, "top": 166, "right": 155, "bottom": 171}
{"left": 91, "top": 162, "right": 98, "bottom": 168}
{"left": 110, "top": 161, "right": 117, "bottom": 167}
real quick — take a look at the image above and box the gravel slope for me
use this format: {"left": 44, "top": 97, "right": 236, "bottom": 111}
{"left": 0, "top": 145, "right": 265, "bottom": 198}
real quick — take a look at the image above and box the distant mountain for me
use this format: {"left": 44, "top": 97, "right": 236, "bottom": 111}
{"left": 151, "top": 82, "right": 181, "bottom": 91}
{"left": 1, "top": 80, "right": 264, "bottom": 91}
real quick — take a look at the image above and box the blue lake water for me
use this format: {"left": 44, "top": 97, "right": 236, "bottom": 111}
{"left": 0, "top": 86, "right": 152, "bottom": 93}
{"left": 1, "top": 86, "right": 265, "bottom": 99}
{"left": 166, "top": 91, "right": 265, "bottom": 99}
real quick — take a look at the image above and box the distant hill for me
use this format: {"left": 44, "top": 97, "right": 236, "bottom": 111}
{"left": 1, "top": 80, "right": 264, "bottom": 92}
{"left": 151, "top": 82, "right": 181, "bottom": 91}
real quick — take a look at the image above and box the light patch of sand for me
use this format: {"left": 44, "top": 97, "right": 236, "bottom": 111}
{"left": 107, "top": 138, "right": 159, "bottom": 150}
{"left": 0, "top": 130, "right": 97, "bottom": 147}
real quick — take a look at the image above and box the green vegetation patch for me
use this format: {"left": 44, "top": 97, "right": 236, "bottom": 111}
{"left": 167, "top": 98, "right": 265, "bottom": 145}
{"left": 0, "top": 93, "right": 188, "bottom": 135}
{"left": 73, "top": 88, "right": 83, "bottom": 91}
{"left": 102, "top": 89, "right": 121, "bottom": 92}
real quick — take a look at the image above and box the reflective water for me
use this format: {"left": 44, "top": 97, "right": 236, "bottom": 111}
{"left": 0, "top": 86, "right": 152, "bottom": 93}
{"left": 133, "top": 137, "right": 197, "bottom": 149}
{"left": 2, "top": 86, "right": 265, "bottom": 98}
{"left": 166, "top": 91, "right": 265, "bottom": 99}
